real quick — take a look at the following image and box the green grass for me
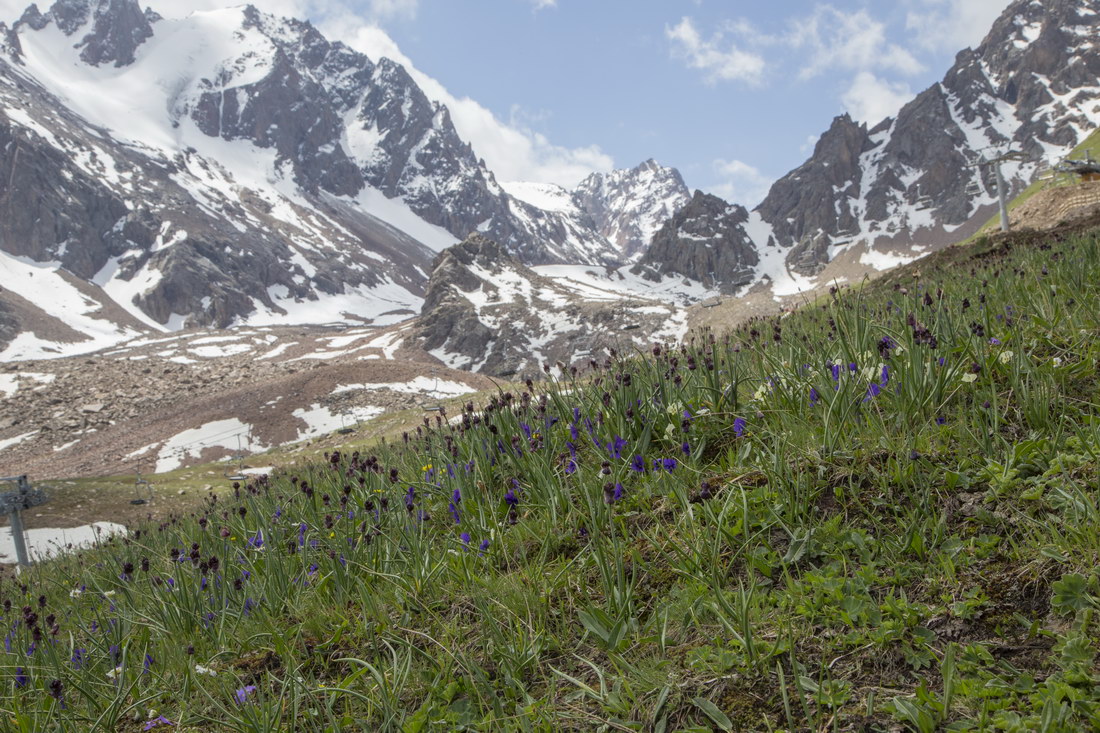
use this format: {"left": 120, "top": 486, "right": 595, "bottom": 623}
{"left": 3, "top": 224, "right": 1100, "bottom": 732}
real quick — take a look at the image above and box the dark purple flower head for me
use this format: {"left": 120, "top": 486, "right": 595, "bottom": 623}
{"left": 14, "top": 667, "right": 27, "bottom": 688}
{"left": 449, "top": 502, "right": 461, "bottom": 524}
{"left": 247, "top": 530, "right": 263, "bottom": 549}
{"left": 478, "top": 539, "right": 490, "bottom": 555}
{"left": 565, "top": 459, "right": 577, "bottom": 475}
{"left": 863, "top": 383, "right": 881, "bottom": 402}
{"left": 460, "top": 532, "right": 471, "bottom": 546}
{"left": 630, "top": 454, "right": 646, "bottom": 473}
{"left": 831, "top": 364, "right": 841, "bottom": 381}
{"left": 733, "top": 417, "right": 746, "bottom": 437}
{"left": 681, "top": 441, "right": 691, "bottom": 457}
{"left": 504, "top": 489, "right": 518, "bottom": 507}
{"left": 935, "top": 416, "right": 946, "bottom": 426}
{"left": 809, "top": 388, "right": 819, "bottom": 406}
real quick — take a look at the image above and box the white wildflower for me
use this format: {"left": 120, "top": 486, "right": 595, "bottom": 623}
{"left": 1053, "top": 357, "right": 1063, "bottom": 367}
{"left": 998, "top": 351, "right": 1014, "bottom": 364}
{"left": 69, "top": 588, "right": 83, "bottom": 598}
{"left": 961, "top": 373, "right": 978, "bottom": 383}
{"left": 106, "top": 666, "right": 122, "bottom": 680}
{"left": 194, "top": 664, "right": 217, "bottom": 677}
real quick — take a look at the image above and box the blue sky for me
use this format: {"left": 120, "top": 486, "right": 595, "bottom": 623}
{"left": 2, "top": 0, "right": 1015, "bottom": 205}
{"left": 354, "top": 0, "right": 1013, "bottom": 205}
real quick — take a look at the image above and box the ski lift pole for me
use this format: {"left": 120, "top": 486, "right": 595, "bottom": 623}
{"left": 1, "top": 475, "right": 48, "bottom": 567}
{"left": 995, "top": 162, "right": 1010, "bottom": 233}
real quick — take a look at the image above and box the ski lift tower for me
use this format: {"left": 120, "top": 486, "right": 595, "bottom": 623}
{"left": 971, "top": 148, "right": 1029, "bottom": 232}
{"left": 1, "top": 475, "right": 48, "bottom": 567}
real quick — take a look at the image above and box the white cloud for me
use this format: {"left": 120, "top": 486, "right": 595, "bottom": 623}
{"left": 905, "top": 0, "right": 1013, "bottom": 53}
{"left": 841, "top": 71, "right": 913, "bottom": 124}
{"left": 531, "top": 0, "right": 557, "bottom": 10}
{"left": 709, "top": 158, "right": 773, "bottom": 207}
{"left": 666, "top": 16, "right": 765, "bottom": 85}
{"left": 789, "top": 6, "right": 923, "bottom": 79}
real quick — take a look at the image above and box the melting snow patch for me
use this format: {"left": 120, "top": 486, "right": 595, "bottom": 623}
{"left": 1, "top": 522, "right": 127, "bottom": 564}
{"left": 155, "top": 419, "right": 264, "bottom": 473}
{"left": 292, "top": 404, "right": 384, "bottom": 438}
{"left": 333, "top": 377, "right": 473, "bottom": 398}
{"left": 0, "top": 432, "right": 38, "bottom": 453}
{"left": 860, "top": 247, "right": 923, "bottom": 271}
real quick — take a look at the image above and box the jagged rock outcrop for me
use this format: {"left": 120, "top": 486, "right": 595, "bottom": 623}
{"left": 631, "top": 191, "right": 759, "bottom": 292}
{"left": 574, "top": 159, "right": 691, "bottom": 261}
{"left": 416, "top": 234, "right": 687, "bottom": 377}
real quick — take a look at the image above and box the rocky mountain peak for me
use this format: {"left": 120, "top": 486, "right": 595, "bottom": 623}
{"left": 631, "top": 190, "right": 758, "bottom": 293}
{"left": 34, "top": 0, "right": 154, "bottom": 66}
{"left": 573, "top": 158, "right": 690, "bottom": 261}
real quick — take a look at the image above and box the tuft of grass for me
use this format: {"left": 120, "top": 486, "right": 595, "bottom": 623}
{"left": 2, "top": 221, "right": 1100, "bottom": 731}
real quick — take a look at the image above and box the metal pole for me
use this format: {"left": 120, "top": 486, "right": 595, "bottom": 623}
{"left": 8, "top": 508, "right": 29, "bottom": 566}
{"left": 995, "top": 161, "right": 1011, "bottom": 232}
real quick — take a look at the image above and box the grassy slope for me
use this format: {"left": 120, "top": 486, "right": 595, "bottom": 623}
{"left": 2, "top": 221, "right": 1100, "bottom": 732}
{"left": 969, "top": 127, "right": 1100, "bottom": 240}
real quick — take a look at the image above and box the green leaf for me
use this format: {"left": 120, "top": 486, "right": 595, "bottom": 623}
{"left": 1051, "top": 574, "right": 1097, "bottom": 615}
{"left": 691, "top": 697, "right": 733, "bottom": 732}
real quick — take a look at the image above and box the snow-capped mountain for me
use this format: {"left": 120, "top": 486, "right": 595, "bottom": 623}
{"left": 573, "top": 159, "right": 691, "bottom": 262}
{"left": 0, "top": 0, "right": 688, "bottom": 360}
{"left": 753, "top": 0, "right": 1100, "bottom": 275}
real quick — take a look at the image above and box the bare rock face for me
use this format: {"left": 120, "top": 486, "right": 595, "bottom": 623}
{"left": 631, "top": 191, "right": 759, "bottom": 293}
{"left": 42, "top": 0, "right": 156, "bottom": 67}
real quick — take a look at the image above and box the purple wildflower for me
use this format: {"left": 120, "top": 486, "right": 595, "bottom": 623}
{"left": 71, "top": 647, "right": 86, "bottom": 669}
{"left": 864, "top": 383, "right": 881, "bottom": 402}
{"left": 247, "top": 530, "right": 263, "bottom": 549}
{"left": 460, "top": 532, "right": 471, "bottom": 546}
{"left": 478, "top": 539, "right": 490, "bottom": 555}
{"left": 144, "top": 716, "right": 176, "bottom": 730}
{"left": 631, "top": 454, "right": 646, "bottom": 473}
{"left": 733, "top": 417, "right": 746, "bottom": 437}
{"left": 881, "top": 365, "right": 890, "bottom": 384}
{"left": 143, "top": 653, "right": 154, "bottom": 674}
{"left": 681, "top": 441, "right": 691, "bottom": 457}
{"left": 449, "top": 502, "right": 461, "bottom": 524}
{"left": 935, "top": 416, "right": 946, "bottom": 426}
{"left": 504, "top": 489, "right": 518, "bottom": 507}
{"left": 809, "top": 387, "right": 819, "bottom": 406}
{"left": 989, "top": 337, "right": 1001, "bottom": 345}
{"left": 831, "top": 364, "right": 840, "bottom": 381}
{"left": 15, "top": 667, "right": 27, "bottom": 688}
{"left": 565, "top": 459, "right": 577, "bottom": 475}
{"left": 234, "top": 685, "right": 257, "bottom": 705}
